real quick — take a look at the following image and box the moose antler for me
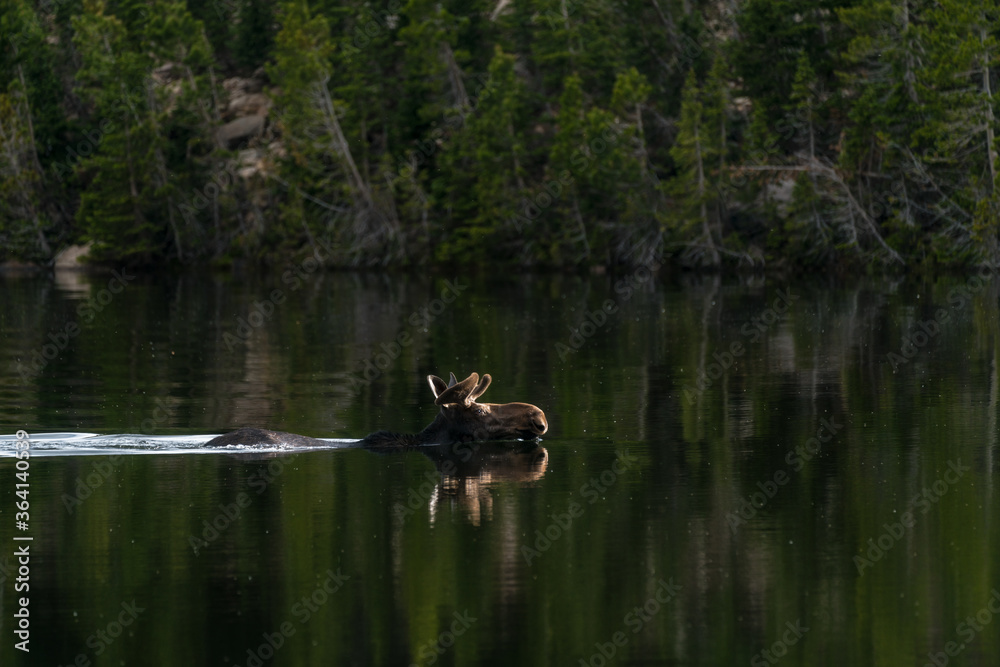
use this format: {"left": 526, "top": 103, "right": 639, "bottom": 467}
{"left": 429, "top": 372, "right": 492, "bottom": 406}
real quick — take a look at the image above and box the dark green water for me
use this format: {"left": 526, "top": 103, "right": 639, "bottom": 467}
{"left": 1, "top": 268, "right": 998, "bottom": 666}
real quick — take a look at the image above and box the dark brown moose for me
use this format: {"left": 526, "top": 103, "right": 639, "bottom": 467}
{"left": 203, "top": 372, "right": 548, "bottom": 449}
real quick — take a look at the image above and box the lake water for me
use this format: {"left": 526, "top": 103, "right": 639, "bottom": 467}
{"left": 1, "top": 268, "right": 998, "bottom": 666}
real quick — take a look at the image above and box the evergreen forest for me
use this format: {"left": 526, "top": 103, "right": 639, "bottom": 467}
{"left": 2, "top": 0, "right": 1000, "bottom": 270}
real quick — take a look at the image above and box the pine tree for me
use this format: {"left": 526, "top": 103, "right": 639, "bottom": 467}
{"left": 923, "top": 0, "right": 1000, "bottom": 262}
{"left": 734, "top": 0, "right": 851, "bottom": 127}
{"left": 736, "top": 101, "right": 779, "bottom": 207}
{"left": 546, "top": 72, "right": 588, "bottom": 263}
{"left": 399, "top": 0, "right": 468, "bottom": 123}
{"left": 0, "top": 92, "right": 49, "bottom": 260}
{"left": 436, "top": 45, "right": 527, "bottom": 262}
{"left": 268, "top": 0, "right": 400, "bottom": 264}
{"left": 839, "top": 0, "right": 998, "bottom": 265}
{"left": 233, "top": 0, "right": 277, "bottom": 71}
{"left": 145, "top": 1, "right": 223, "bottom": 261}
{"left": 72, "top": 0, "right": 161, "bottom": 263}
{"left": 0, "top": 0, "right": 54, "bottom": 260}
{"left": 670, "top": 69, "right": 719, "bottom": 266}
{"left": 789, "top": 53, "right": 819, "bottom": 161}
{"left": 611, "top": 67, "right": 652, "bottom": 180}
{"left": 528, "top": 0, "right": 630, "bottom": 99}
{"left": 783, "top": 52, "right": 832, "bottom": 261}
{"left": 838, "top": 0, "right": 927, "bottom": 167}
{"left": 609, "top": 66, "right": 659, "bottom": 264}
{"left": 328, "top": 0, "right": 402, "bottom": 216}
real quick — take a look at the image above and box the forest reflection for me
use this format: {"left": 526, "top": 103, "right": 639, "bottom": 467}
{"left": 1, "top": 270, "right": 998, "bottom": 666}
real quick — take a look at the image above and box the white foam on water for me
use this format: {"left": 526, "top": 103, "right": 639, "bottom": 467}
{"left": 0, "top": 432, "right": 358, "bottom": 456}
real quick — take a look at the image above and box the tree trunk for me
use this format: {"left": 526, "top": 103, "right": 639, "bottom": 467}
{"left": 637, "top": 102, "right": 649, "bottom": 179}
{"left": 572, "top": 195, "right": 590, "bottom": 261}
{"left": 316, "top": 78, "right": 375, "bottom": 210}
{"left": 981, "top": 25, "right": 997, "bottom": 190}
{"left": 902, "top": 1, "right": 919, "bottom": 105}
{"left": 441, "top": 42, "right": 469, "bottom": 110}
{"left": 13, "top": 68, "right": 44, "bottom": 179}
{"left": 147, "top": 82, "right": 185, "bottom": 261}
{"left": 121, "top": 111, "right": 146, "bottom": 230}
{"left": 648, "top": 0, "right": 679, "bottom": 42}
{"left": 509, "top": 120, "right": 526, "bottom": 192}
{"left": 694, "top": 123, "right": 720, "bottom": 266}
{"left": 0, "top": 110, "right": 50, "bottom": 258}
{"left": 8, "top": 57, "right": 51, "bottom": 257}
{"left": 561, "top": 0, "right": 575, "bottom": 56}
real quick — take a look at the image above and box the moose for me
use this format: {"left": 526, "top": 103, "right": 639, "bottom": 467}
{"left": 203, "top": 372, "right": 548, "bottom": 449}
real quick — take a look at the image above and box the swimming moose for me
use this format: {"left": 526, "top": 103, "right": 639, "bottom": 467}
{"left": 204, "top": 372, "right": 548, "bottom": 449}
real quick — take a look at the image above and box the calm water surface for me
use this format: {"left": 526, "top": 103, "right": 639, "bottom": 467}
{"left": 0, "top": 269, "right": 998, "bottom": 666}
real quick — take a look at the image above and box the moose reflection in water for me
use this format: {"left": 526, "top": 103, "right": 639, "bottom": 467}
{"left": 204, "top": 372, "right": 548, "bottom": 449}
{"left": 405, "top": 440, "right": 549, "bottom": 525}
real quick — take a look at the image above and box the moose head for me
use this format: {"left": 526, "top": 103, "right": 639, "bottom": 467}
{"left": 417, "top": 372, "right": 548, "bottom": 445}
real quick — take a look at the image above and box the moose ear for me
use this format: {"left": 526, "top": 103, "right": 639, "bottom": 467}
{"left": 469, "top": 373, "right": 491, "bottom": 402}
{"left": 448, "top": 372, "right": 459, "bottom": 387}
{"left": 428, "top": 375, "right": 449, "bottom": 399}
{"left": 434, "top": 372, "right": 480, "bottom": 406}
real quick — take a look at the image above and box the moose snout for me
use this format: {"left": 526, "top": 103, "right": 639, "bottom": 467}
{"left": 531, "top": 413, "right": 548, "bottom": 435}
